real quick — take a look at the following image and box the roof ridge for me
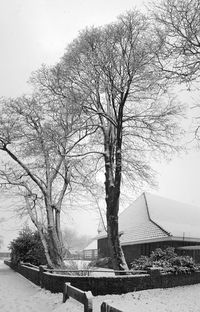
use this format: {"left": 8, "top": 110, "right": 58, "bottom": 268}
{"left": 143, "top": 192, "right": 171, "bottom": 237}
{"left": 143, "top": 191, "right": 200, "bottom": 208}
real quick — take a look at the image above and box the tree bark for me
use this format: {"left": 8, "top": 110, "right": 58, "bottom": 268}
{"left": 106, "top": 210, "right": 129, "bottom": 271}
{"left": 104, "top": 137, "right": 129, "bottom": 271}
{"left": 45, "top": 202, "right": 67, "bottom": 268}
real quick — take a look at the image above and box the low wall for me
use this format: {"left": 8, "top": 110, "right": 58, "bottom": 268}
{"left": 4, "top": 260, "right": 200, "bottom": 295}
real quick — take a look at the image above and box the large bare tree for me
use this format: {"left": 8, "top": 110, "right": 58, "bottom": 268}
{"left": 151, "top": 0, "right": 200, "bottom": 139}
{"left": 39, "top": 10, "right": 183, "bottom": 270}
{"left": 151, "top": 0, "right": 200, "bottom": 82}
{"left": 0, "top": 90, "right": 87, "bottom": 268}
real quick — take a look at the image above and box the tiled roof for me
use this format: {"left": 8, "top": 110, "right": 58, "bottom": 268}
{"left": 97, "top": 193, "right": 169, "bottom": 244}
{"left": 97, "top": 192, "right": 200, "bottom": 245}
{"left": 83, "top": 239, "right": 97, "bottom": 251}
{"left": 145, "top": 192, "right": 200, "bottom": 240}
{"left": 118, "top": 193, "right": 169, "bottom": 245}
{"left": 120, "top": 222, "right": 169, "bottom": 244}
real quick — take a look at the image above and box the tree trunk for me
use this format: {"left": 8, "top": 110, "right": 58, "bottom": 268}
{"left": 104, "top": 137, "right": 129, "bottom": 271}
{"left": 24, "top": 195, "right": 56, "bottom": 268}
{"left": 45, "top": 202, "right": 67, "bottom": 268}
{"left": 47, "top": 226, "right": 66, "bottom": 268}
{"left": 107, "top": 209, "right": 129, "bottom": 271}
{"left": 37, "top": 227, "right": 54, "bottom": 268}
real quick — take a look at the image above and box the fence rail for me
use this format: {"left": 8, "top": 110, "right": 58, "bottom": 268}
{"left": 63, "top": 282, "right": 93, "bottom": 312}
{"left": 45, "top": 268, "right": 147, "bottom": 276}
{"left": 101, "top": 302, "right": 125, "bottom": 312}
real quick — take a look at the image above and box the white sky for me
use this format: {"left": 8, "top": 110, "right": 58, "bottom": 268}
{"left": 0, "top": 0, "right": 200, "bottom": 251}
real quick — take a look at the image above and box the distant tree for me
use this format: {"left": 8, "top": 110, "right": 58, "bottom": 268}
{"left": 0, "top": 218, "right": 4, "bottom": 249}
{"left": 0, "top": 237, "right": 3, "bottom": 249}
{"left": 40, "top": 10, "right": 183, "bottom": 270}
{"left": 62, "top": 227, "right": 92, "bottom": 252}
{"left": 9, "top": 227, "right": 46, "bottom": 266}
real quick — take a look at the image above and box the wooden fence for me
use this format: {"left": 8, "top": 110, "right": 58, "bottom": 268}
{"left": 101, "top": 302, "right": 125, "bottom": 312}
{"left": 63, "top": 282, "right": 93, "bottom": 312}
{"left": 63, "top": 282, "right": 125, "bottom": 312}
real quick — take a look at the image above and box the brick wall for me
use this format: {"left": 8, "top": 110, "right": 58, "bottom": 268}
{"left": 5, "top": 260, "right": 200, "bottom": 296}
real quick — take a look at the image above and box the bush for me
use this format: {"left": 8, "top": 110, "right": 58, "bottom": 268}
{"left": 131, "top": 247, "right": 197, "bottom": 274}
{"left": 9, "top": 227, "right": 46, "bottom": 266}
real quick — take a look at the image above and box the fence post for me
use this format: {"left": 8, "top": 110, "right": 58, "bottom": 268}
{"left": 84, "top": 291, "right": 93, "bottom": 312}
{"left": 63, "top": 282, "right": 70, "bottom": 303}
{"left": 63, "top": 282, "right": 93, "bottom": 312}
{"left": 101, "top": 301, "right": 125, "bottom": 312}
{"left": 101, "top": 302, "right": 106, "bottom": 312}
{"left": 39, "top": 265, "right": 45, "bottom": 288}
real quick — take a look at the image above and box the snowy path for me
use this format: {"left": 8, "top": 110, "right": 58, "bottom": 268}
{"left": 0, "top": 260, "right": 66, "bottom": 312}
{"left": 1, "top": 260, "right": 200, "bottom": 312}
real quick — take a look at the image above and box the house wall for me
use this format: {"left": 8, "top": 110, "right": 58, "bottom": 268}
{"left": 98, "top": 238, "right": 200, "bottom": 266}
{"left": 0, "top": 252, "right": 10, "bottom": 259}
{"left": 83, "top": 249, "right": 98, "bottom": 260}
{"left": 98, "top": 238, "right": 111, "bottom": 258}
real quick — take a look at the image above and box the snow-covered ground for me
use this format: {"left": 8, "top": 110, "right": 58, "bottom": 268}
{"left": 64, "top": 259, "right": 91, "bottom": 270}
{"left": 1, "top": 259, "right": 200, "bottom": 312}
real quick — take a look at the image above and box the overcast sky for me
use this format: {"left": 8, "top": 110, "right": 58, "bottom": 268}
{"left": 0, "top": 0, "right": 200, "bottom": 251}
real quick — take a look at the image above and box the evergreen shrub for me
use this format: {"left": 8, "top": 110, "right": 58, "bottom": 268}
{"left": 9, "top": 227, "right": 46, "bottom": 266}
{"left": 131, "top": 247, "right": 198, "bottom": 274}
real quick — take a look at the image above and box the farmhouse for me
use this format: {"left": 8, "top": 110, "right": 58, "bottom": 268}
{"left": 82, "top": 239, "right": 98, "bottom": 260}
{"left": 97, "top": 192, "right": 200, "bottom": 265}
{"left": 0, "top": 252, "right": 10, "bottom": 259}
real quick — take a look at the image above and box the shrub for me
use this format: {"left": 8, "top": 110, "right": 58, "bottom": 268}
{"left": 9, "top": 227, "right": 46, "bottom": 266}
{"left": 131, "top": 247, "right": 197, "bottom": 274}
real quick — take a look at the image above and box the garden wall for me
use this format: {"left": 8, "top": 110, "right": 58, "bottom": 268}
{"left": 4, "top": 260, "right": 200, "bottom": 295}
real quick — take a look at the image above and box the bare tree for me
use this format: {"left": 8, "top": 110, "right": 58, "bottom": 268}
{"left": 151, "top": 0, "right": 200, "bottom": 139}
{"left": 0, "top": 91, "right": 87, "bottom": 268}
{"left": 41, "top": 10, "right": 183, "bottom": 270}
{"left": 151, "top": 0, "right": 200, "bottom": 82}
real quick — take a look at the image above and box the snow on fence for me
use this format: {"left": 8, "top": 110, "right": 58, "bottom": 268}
{"left": 63, "top": 282, "right": 93, "bottom": 312}
{"left": 45, "top": 268, "right": 146, "bottom": 276}
{"left": 62, "top": 283, "right": 124, "bottom": 312}
{"left": 101, "top": 301, "right": 125, "bottom": 312}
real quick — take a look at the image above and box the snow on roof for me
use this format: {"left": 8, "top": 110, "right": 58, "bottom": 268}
{"left": 177, "top": 246, "right": 200, "bottom": 250}
{"left": 97, "top": 193, "right": 169, "bottom": 244}
{"left": 83, "top": 240, "right": 97, "bottom": 251}
{"left": 145, "top": 192, "right": 200, "bottom": 240}
{"left": 97, "top": 192, "right": 200, "bottom": 244}
{"left": 119, "top": 193, "right": 169, "bottom": 244}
